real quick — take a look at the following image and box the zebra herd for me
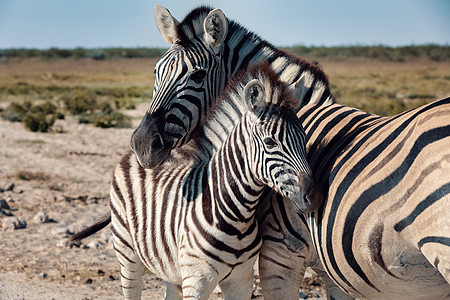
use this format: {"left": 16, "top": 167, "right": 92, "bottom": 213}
{"left": 70, "top": 5, "right": 450, "bottom": 300}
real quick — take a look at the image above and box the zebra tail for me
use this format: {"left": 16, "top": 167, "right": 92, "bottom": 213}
{"left": 69, "top": 212, "right": 111, "bottom": 245}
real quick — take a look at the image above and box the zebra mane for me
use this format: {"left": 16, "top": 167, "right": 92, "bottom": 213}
{"left": 177, "top": 62, "right": 298, "bottom": 161}
{"left": 175, "top": 6, "right": 335, "bottom": 106}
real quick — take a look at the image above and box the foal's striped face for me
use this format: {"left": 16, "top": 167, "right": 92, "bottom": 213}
{"left": 250, "top": 108, "right": 323, "bottom": 214}
{"left": 242, "top": 79, "right": 324, "bottom": 214}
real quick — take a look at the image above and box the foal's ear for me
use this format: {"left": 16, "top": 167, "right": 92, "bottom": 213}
{"left": 244, "top": 79, "right": 266, "bottom": 113}
{"left": 155, "top": 5, "right": 180, "bottom": 44}
{"left": 203, "top": 8, "right": 228, "bottom": 47}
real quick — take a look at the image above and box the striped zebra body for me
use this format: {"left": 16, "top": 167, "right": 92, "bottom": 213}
{"left": 142, "top": 6, "right": 450, "bottom": 299}
{"left": 72, "top": 5, "right": 449, "bottom": 299}
{"left": 111, "top": 64, "right": 322, "bottom": 299}
{"left": 300, "top": 99, "right": 450, "bottom": 299}
{"left": 129, "top": 7, "right": 342, "bottom": 298}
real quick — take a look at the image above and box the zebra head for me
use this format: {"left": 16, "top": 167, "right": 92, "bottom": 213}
{"left": 242, "top": 75, "right": 324, "bottom": 214}
{"left": 130, "top": 5, "right": 228, "bottom": 168}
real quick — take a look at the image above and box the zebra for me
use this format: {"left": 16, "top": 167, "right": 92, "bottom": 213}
{"left": 110, "top": 63, "right": 323, "bottom": 299}
{"left": 132, "top": 5, "right": 450, "bottom": 299}
{"left": 72, "top": 5, "right": 450, "bottom": 299}
{"left": 128, "top": 5, "right": 350, "bottom": 299}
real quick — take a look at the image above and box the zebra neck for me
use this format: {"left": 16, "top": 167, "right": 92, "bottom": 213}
{"left": 223, "top": 26, "right": 335, "bottom": 108}
{"left": 298, "top": 103, "right": 383, "bottom": 190}
{"left": 207, "top": 121, "right": 265, "bottom": 220}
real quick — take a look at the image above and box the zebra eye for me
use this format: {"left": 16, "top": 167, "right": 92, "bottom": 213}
{"left": 263, "top": 137, "right": 278, "bottom": 149}
{"left": 191, "top": 69, "right": 207, "bottom": 84}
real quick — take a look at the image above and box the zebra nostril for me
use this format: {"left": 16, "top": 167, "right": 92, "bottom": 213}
{"left": 151, "top": 136, "right": 164, "bottom": 152}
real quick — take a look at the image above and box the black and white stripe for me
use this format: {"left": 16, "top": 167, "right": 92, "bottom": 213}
{"left": 111, "top": 64, "right": 320, "bottom": 299}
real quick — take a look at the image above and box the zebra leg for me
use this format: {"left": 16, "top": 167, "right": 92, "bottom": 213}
{"left": 115, "top": 245, "right": 145, "bottom": 299}
{"left": 257, "top": 195, "right": 310, "bottom": 299}
{"left": 180, "top": 266, "right": 220, "bottom": 300}
{"left": 165, "top": 283, "right": 183, "bottom": 300}
{"left": 120, "top": 258, "right": 145, "bottom": 299}
{"left": 111, "top": 228, "right": 145, "bottom": 299}
{"left": 258, "top": 238, "right": 306, "bottom": 299}
{"left": 309, "top": 265, "right": 354, "bottom": 300}
{"left": 219, "top": 259, "right": 256, "bottom": 300}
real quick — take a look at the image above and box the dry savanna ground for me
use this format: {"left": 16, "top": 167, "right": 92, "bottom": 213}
{"left": 0, "top": 57, "right": 449, "bottom": 299}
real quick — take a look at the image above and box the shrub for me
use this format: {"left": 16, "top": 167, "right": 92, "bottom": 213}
{"left": 15, "top": 170, "right": 49, "bottom": 181}
{"left": 1, "top": 100, "right": 62, "bottom": 132}
{"left": 22, "top": 112, "right": 56, "bottom": 132}
{"left": 62, "top": 90, "right": 97, "bottom": 115}
{"left": 93, "top": 111, "right": 131, "bottom": 128}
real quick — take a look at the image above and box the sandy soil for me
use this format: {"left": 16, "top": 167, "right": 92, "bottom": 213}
{"left": 0, "top": 103, "right": 326, "bottom": 299}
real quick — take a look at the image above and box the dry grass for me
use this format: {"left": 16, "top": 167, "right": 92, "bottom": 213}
{"left": 14, "top": 169, "right": 50, "bottom": 181}
{"left": 321, "top": 59, "right": 450, "bottom": 115}
{"left": 0, "top": 57, "right": 449, "bottom": 117}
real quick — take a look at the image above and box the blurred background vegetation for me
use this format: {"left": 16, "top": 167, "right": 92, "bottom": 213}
{"left": 1, "top": 45, "right": 448, "bottom": 61}
{"left": 0, "top": 45, "right": 449, "bottom": 132}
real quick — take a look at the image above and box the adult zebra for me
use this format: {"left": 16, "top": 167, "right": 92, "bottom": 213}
{"left": 72, "top": 5, "right": 450, "bottom": 299}
{"left": 130, "top": 5, "right": 450, "bottom": 299}
{"left": 110, "top": 63, "right": 322, "bottom": 299}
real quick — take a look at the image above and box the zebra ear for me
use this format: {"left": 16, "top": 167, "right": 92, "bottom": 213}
{"left": 203, "top": 8, "right": 228, "bottom": 47}
{"left": 244, "top": 79, "right": 266, "bottom": 113}
{"left": 155, "top": 5, "right": 180, "bottom": 44}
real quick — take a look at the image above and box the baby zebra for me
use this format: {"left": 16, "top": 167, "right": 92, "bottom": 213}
{"left": 110, "top": 63, "right": 323, "bottom": 299}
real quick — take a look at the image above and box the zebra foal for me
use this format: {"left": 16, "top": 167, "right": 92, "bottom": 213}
{"left": 111, "top": 64, "right": 322, "bottom": 299}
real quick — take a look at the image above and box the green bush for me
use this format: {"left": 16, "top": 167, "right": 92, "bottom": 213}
{"left": 23, "top": 112, "right": 56, "bottom": 132}
{"left": 93, "top": 111, "right": 131, "bottom": 128}
{"left": 62, "top": 90, "right": 97, "bottom": 115}
{"left": 74, "top": 101, "right": 131, "bottom": 128}
{"left": 1, "top": 100, "right": 62, "bottom": 132}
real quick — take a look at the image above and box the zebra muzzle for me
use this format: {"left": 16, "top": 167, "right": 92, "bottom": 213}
{"left": 295, "top": 174, "right": 324, "bottom": 214}
{"left": 130, "top": 109, "right": 174, "bottom": 168}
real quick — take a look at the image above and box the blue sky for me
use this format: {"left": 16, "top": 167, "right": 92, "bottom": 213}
{"left": 0, "top": 0, "right": 448, "bottom": 49}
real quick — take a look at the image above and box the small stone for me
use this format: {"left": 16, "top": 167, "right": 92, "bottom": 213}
{"left": 41, "top": 273, "right": 48, "bottom": 279}
{"left": 1, "top": 217, "right": 26, "bottom": 230}
{"left": 33, "top": 211, "right": 50, "bottom": 223}
{"left": 97, "top": 269, "right": 105, "bottom": 275}
{"left": 87, "top": 240, "right": 104, "bottom": 249}
{"left": 108, "top": 275, "right": 116, "bottom": 281}
{"left": 5, "top": 183, "right": 15, "bottom": 192}
{"left": 66, "top": 238, "right": 82, "bottom": 248}
{"left": 85, "top": 278, "right": 93, "bottom": 284}
{"left": 88, "top": 196, "right": 98, "bottom": 204}
{"left": 57, "top": 239, "right": 69, "bottom": 247}
{"left": 54, "top": 195, "right": 67, "bottom": 202}
{"left": 51, "top": 226, "right": 71, "bottom": 235}
{"left": 0, "top": 208, "right": 14, "bottom": 216}
{"left": 0, "top": 199, "right": 11, "bottom": 210}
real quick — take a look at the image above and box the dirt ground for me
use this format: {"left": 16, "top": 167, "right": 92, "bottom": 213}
{"left": 0, "top": 102, "right": 326, "bottom": 299}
